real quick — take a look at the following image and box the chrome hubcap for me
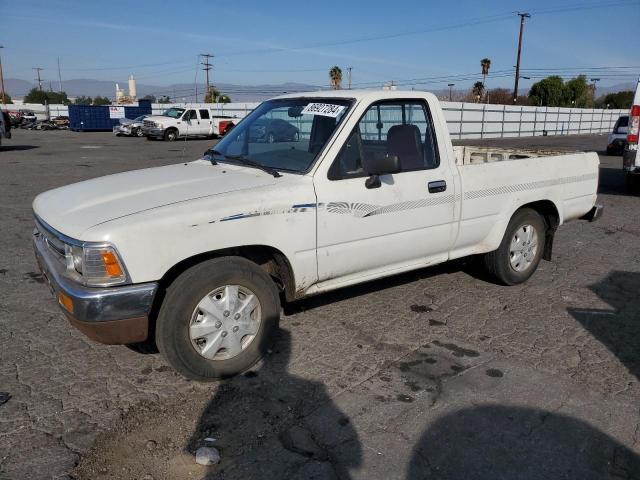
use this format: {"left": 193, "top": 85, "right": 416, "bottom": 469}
{"left": 189, "top": 285, "right": 261, "bottom": 360}
{"left": 509, "top": 224, "right": 539, "bottom": 272}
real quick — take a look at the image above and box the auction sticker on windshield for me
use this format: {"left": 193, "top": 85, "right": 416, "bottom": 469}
{"left": 301, "top": 103, "right": 345, "bottom": 118}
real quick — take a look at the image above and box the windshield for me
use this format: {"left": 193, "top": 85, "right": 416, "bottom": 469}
{"left": 162, "top": 107, "right": 185, "bottom": 118}
{"left": 211, "top": 97, "right": 353, "bottom": 173}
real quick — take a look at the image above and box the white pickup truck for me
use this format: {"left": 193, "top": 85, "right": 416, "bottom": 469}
{"left": 33, "top": 90, "right": 602, "bottom": 380}
{"left": 142, "top": 106, "right": 236, "bottom": 141}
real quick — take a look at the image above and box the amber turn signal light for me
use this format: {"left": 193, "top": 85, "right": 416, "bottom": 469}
{"left": 101, "top": 251, "right": 124, "bottom": 277}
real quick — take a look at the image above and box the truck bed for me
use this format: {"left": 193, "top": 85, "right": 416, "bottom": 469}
{"left": 454, "top": 146, "right": 576, "bottom": 166}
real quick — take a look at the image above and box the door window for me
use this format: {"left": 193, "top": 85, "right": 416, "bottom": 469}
{"left": 199, "top": 109, "right": 210, "bottom": 120}
{"left": 183, "top": 110, "right": 197, "bottom": 121}
{"left": 329, "top": 100, "right": 439, "bottom": 180}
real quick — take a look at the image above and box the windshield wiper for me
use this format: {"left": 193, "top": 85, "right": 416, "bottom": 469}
{"left": 203, "top": 148, "right": 222, "bottom": 165}
{"left": 207, "top": 150, "right": 281, "bottom": 178}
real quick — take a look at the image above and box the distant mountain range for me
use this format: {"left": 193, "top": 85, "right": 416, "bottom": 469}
{"left": 5, "top": 78, "right": 323, "bottom": 103}
{"left": 5, "top": 78, "right": 637, "bottom": 103}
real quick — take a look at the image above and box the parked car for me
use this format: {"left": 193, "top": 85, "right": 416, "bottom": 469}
{"left": 249, "top": 118, "right": 300, "bottom": 143}
{"left": 623, "top": 78, "right": 640, "bottom": 189}
{"left": 142, "top": 107, "right": 236, "bottom": 141}
{"left": 113, "top": 115, "right": 147, "bottom": 137}
{"left": 19, "top": 109, "right": 37, "bottom": 124}
{"left": 32, "top": 90, "right": 602, "bottom": 380}
{"left": 52, "top": 116, "right": 70, "bottom": 128}
{"left": 607, "top": 115, "right": 628, "bottom": 155}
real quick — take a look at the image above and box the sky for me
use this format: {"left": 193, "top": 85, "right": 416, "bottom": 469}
{"left": 2, "top": 0, "right": 639, "bottom": 93}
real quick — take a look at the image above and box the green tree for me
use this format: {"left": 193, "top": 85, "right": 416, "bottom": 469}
{"left": 23, "top": 88, "right": 70, "bottom": 105}
{"left": 1, "top": 92, "right": 12, "bottom": 103}
{"left": 204, "top": 88, "right": 231, "bottom": 103}
{"left": 158, "top": 95, "right": 172, "bottom": 104}
{"left": 564, "top": 75, "right": 594, "bottom": 107}
{"left": 480, "top": 58, "right": 491, "bottom": 88}
{"left": 528, "top": 76, "right": 565, "bottom": 106}
{"left": 93, "top": 96, "right": 111, "bottom": 105}
{"left": 596, "top": 90, "right": 634, "bottom": 109}
{"left": 471, "top": 81, "right": 485, "bottom": 102}
{"left": 141, "top": 94, "right": 156, "bottom": 102}
{"left": 74, "top": 95, "right": 93, "bottom": 105}
{"left": 329, "top": 66, "right": 342, "bottom": 90}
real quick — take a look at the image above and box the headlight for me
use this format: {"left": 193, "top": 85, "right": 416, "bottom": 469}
{"left": 65, "top": 244, "right": 127, "bottom": 286}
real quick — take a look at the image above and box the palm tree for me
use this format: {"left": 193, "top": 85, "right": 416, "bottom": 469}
{"left": 472, "top": 81, "right": 485, "bottom": 103}
{"left": 480, "top": 58, "right": 491, "bottom": 87}
{"left": 329, "top": 66, "right": 343, "bottom": 90}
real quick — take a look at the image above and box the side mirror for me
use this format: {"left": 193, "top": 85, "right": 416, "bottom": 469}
{"left": 364, "top": 153, "right": 400, "bottom": 189}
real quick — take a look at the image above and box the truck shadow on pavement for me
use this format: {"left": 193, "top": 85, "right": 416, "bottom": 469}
{"left": 184, "top": 328, "right": 362, "bottom": 479}
{"left": 407, "top": 404, "right": 640, "bottom": 479}
{"left": 568, "top": 271, "right": 640, "bottom": 383}
{"left": 0, "top": 144, "right": 39, "bottom": 152}
{"left": 598, "top": 165, "right": 639, "bottom": 196}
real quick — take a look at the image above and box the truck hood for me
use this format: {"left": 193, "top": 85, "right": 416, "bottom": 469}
{"left": 33, "top": 161, "right": 276, "bottom": 239}
{"left": 144, "top": 115, "right": 172, "bottom": 124}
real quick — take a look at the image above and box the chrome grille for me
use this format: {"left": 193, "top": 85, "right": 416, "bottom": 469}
{"left": 143, "top": 120, "right": 156, "bottom": 128}
{"left": 35, "top": 220, "right": 66, "bottom": 266}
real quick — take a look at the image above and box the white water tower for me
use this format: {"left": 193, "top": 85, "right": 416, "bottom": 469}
{"left": 128, "top": 75, "right": 137, "bottom": 100}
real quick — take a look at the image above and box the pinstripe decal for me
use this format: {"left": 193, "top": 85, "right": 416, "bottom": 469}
{"left": 464, "top": 173, "right": 597, "bottom": 200}
{"left": 214, "top": 172, "right": 595, "bottom": 222}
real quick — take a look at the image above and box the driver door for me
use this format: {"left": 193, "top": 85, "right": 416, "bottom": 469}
{"left": 314, "top": 99, "right": 456, "bottom": 284}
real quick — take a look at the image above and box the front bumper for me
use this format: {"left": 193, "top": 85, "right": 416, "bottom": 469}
{"left": 142, "top": 126, "right": 164, "bottom": 138}
{"left": 33, "top": 228, "right": 158, "bottom": 344}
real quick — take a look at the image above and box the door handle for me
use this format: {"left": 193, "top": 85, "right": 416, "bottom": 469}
{"left": 428, "top": 180, "right": 447, "bottom": 193}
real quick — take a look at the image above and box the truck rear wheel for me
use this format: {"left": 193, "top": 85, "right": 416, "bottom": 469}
{"left": 156, "top": 257, "right": 280, "bottom": 381}
{"left": 482, "top": 208, "right": 545, "bottom": 285}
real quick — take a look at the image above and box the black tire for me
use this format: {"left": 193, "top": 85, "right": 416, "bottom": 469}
{"left": 482, "top": 208, "right": 546, "bottom": 286}
{"left": 606, "top": 147, "right": 614, "bottom": 156}
{"left": 164, "top": 128, "right": 178, "bottom": 141}
{"left": 156, "top": 257, "right": 280, "bottom": 381}
{"left": 135, "top": 127, "right": 144, "bottom": 137}
{"left": 146, "top": 135, "right": 153, "bottom": 141}
{"left": 626, "top": 172, "right": 639, "bottom": 192}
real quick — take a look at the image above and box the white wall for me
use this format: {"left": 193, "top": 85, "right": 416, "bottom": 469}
{"left": 5, "top": 101, "right": 626, "bottom": 139}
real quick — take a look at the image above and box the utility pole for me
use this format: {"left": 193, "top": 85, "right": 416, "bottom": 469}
{"left": 513, "top": 12, "right": 530, "bottom": 104}
{"left": 590, "top": 77, "right": 600, "bottom": 100}
{"left": 448, "top": 83, "right": 455, "bottom": 102}
{"left": 0, "top": 45, "right": 6, "bottom": 105}
{"left": 33, "top": 67, "right": 44, "bottom": 91}
{"left": 57, "top": 57, "right": 63, "bottom": 92}
{"left": 347, "top": 67, "right": 352, "bottom": 90}
{"left": 201, "top": 53, "right": 214, "bottom": 102}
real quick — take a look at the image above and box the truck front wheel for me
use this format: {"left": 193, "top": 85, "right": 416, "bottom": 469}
{"left": 164, "top": 128, "right": 178, "bottom": 141}
{"left": 482, "top": 208, "right": 546, "bottom": 285}
{"left": 156, "top": 257, "right": 280, "bottom": 381}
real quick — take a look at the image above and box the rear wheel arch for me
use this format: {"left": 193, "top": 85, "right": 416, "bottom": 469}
{"left": 516, "top": 200, "right": 560, "bottom": 261}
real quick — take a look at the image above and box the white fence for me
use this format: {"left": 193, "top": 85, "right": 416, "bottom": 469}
{"left": 7, "top": 101, "right": 626, "bottom": 139}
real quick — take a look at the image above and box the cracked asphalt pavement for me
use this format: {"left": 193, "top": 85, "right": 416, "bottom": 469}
{"left": 1, "top": 130, "right": 639, "bottom": 479}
